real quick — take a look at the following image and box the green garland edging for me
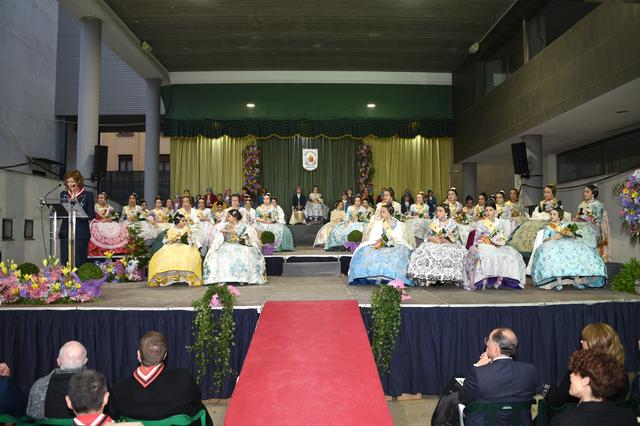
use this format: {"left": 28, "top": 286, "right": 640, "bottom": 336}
{"left": 370, "top": 284, "right": 402, "bottom": 374}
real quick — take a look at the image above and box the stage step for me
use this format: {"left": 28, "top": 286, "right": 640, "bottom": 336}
{"left": 288, "top": 224, "right": 322, "bottom": 246}
{"left": 283, "top": 261, "right": 341, "bottom": 277}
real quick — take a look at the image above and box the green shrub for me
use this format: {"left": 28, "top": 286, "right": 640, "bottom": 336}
{"left": 77, "top": 262, "right": 104, "bottom": 282}
{"left": 260, "top": 231, "right": 275, "bottom": 244}
{"left": 347, "top": 230, "right": 363, "bottom": 243}
{"left": 17, "top": 262, "right": 39, "bottom": 276}
{"left": 611, "top": 258, "right": 640, "bottom": 293}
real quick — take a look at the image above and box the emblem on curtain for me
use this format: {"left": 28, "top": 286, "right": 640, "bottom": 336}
{"left": 302, "top": 149, "right": 318, "bottom": 171}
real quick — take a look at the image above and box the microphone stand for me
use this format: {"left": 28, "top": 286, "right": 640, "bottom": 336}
{"left": 40, "top": 183, "right": 63, "bottom": 206}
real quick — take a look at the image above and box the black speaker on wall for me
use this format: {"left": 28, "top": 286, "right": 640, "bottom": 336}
{"left": 93, "top": 145, "right": 108, "bottom": 176}
{"left": 511, "top": 142, "right": 529, "bottom": 177}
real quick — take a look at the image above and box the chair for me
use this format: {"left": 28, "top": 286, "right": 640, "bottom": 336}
{"left": 120, "top": 409, "right": 206, "bottom": 426}
{"left": 458, "top": 400, "right": 534, "bottom": 426}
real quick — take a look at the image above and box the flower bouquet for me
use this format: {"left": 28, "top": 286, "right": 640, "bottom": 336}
{"left": 108, "top": 211, "right": 120, "bottom": 222}
{"left": 374, "top": 232, "right": 393, "bottom": 249}
{"left": 560, "top": 222, "right": 582, "bottom": 238}
{"left": 454, "top": 211, "right": 472, "bottom": 225}
{"left": 97, "top": 252, "right": 145, "bottom": 282}
{"left": 429, "top": 221, "right": 457, "bottom": 243}
{"left": 614, "top": 169, "right": 640, "bottom": 245}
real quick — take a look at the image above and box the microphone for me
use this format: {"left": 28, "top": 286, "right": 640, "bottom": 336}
{"left": 40, "top": 183, "right": 63, "bottom": 206}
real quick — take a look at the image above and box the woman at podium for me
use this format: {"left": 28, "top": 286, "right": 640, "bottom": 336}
{"left": 59, "top": 170, "right": 94, "bottom": 266}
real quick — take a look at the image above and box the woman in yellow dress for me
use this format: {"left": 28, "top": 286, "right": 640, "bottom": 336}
{"left": 148, "top": 214, "right": 202, "bottom": 287}
{"left": 314, "top": 200, "right": 346, "bottom": 247}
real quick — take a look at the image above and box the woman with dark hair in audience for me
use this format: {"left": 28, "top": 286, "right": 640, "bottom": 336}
{"left": 529, "top": 206, "right": 606, "bottom": 290}
{"left": 203, "top": 208, "right": 266, "bottom": 285}
{"left": 147, "top": 213, "right": 202, "bottom": 287}
{"left": 544, "top": 323, "right": 629, "bottom": 423}
{"left": 463, "top": 199, "right": 525, "bottom": 290}
{"left": 575, "top": 184, "right": 611, "bottom": 261}
{"left": 408, "top": 203, "right": 465, "bottom": 286}
{"left": 549, "top": 349, "right": 635, "bottom": 426}
{"left": 348, "top": 203, "right": 415, "bottom": 285}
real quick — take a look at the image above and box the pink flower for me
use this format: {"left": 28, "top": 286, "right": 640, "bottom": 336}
{"left": 388, "top": 279, "right": 406, "bottom": 289}
{"left": 227, "top": 285, "right": 240, "bottom": 296}
{"left": 210, "top": 294, "right": 221, "bottom": 308}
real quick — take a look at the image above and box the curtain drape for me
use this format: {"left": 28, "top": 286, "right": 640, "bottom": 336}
{"left": 365, "top": 136, "right": 452, "bottom": 201}
{"left": 170, "top": 136, "right": 255, "bottom": 197}
{"left": 257, "top": 135, "right": 358, "bottom": 209}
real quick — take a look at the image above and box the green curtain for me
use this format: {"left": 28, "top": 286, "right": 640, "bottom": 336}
{"left": 257, "top": 136, "right": 358, "bottom": 208}
{"left": 170, "top": 135, "right": 255, "bottom": 197}
{"left": 365, "top": 136, "right": 452, "bottom": 201}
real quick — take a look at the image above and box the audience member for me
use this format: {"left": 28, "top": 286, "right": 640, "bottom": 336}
{"left": 549, "top": 350, "right": 635, "bottom": 426}
{"left": 0, "top": 362, "right": 27, "bottom": 418}
{"left": 65, "top": 369, "right": 115, "bottom": 425}
{"left": 110, "top": 331, "right": 212, "bottom": 426}
{"left": 27, "top": 340, "right": 88, "bottom": 419}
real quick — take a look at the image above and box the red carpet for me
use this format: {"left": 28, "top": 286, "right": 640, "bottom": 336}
{"left": 225, "top": 300, "right": 393, "bottom": 425}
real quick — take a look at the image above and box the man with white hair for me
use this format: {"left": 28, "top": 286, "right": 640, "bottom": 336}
{"left": 27, "top": 340, "right": 88, "bottom": 419}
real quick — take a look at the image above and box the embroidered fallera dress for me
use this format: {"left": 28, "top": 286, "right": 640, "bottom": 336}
{"left": 147, "top": 225, "right": 202, "bottom": 287}
{"left": 407, "top": 203, "right": 430, "bottom": 240}
{"left": 314, "top": 209, "right": 346, "bottom": 247}
{"left": 88, "top": 203, "right": 129, "bottom": 256}
{"left": 325, "top": 206, "right": 367, "bottom": 250}
{"left": 254, "top": 204, "right": 294, "bottom": 251}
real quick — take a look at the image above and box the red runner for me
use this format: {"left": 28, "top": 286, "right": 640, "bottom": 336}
{"left": 225, "top": 300, "right": 393, "bottom": 425}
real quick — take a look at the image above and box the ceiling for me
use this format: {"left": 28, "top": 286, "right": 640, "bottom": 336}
{"left": 103, "top": 0, "right": 513, "bottom": 72}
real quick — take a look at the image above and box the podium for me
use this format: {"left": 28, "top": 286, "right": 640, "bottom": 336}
{"left": 41, "top": 197, "right": 88, "bottom": 267}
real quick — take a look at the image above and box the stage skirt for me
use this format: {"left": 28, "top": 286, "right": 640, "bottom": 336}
{"left": 88, "top": 220, "right": 129, "bottom": 256}
{"left": 407, "top": 218, "right": 430, "bottom": 241}
{"left": 313, "top": 221, "right": 339, "bottom": 247}
{"left": 148, "top": 243, "right": 202, "bottom": 287}
{"left": 254, "top": 222, "right": 295, "bottom": 252}
{"left": 407, "top": 241, "right": 466, "bottom": 286}
{"left": 463, "top": 243, "right": 526, "bottom": 290}
{"left": 348, "top": 245, "right": 413, "bottom": 286}
{"left": 305, "top": 202, "right": 329, "bottom": 221}
{"left": 203, "top": 242, "right": 266, "bottom": 285}
{"left": 325, "top": 221, "right": 366, "bottom": 250}
{"left": 531, "top": 238, "right": 606, "bottom": 289}
{"left": 507, "top": 220, "right": 546, "bottom": 253}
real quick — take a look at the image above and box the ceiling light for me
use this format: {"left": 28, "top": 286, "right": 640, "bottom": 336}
{"left": 468, "top": 42, "right": 480, "bottom": 54}
{"left": 367, "top": 103, "right": 376, "bottom": 108}
{"left": 246, "top": 103, "right": 255, "bottom": 108}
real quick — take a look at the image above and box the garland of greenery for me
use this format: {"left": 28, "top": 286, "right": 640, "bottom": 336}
{"left": 125, "top": 223, "right": 150, "bottom": 268}
{"left": 188, "top": 285, "right": 238, "bottom": 391}
{"left": 356, "top": 143, "right": 374, "bottom": 195}
{"left": 370, "top": 283, "right": 402, "bottom": 374}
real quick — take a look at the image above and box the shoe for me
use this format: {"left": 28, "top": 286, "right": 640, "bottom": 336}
{"left": 574, "top": 283, "right": 586, "bottom": 289}
{"left": 555, "top": 284, "right": 563, "bottom": 291}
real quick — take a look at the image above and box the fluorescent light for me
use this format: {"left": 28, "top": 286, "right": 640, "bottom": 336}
{"left": 246, "top": 103, "right": 255, "bottom": 108}
{"left": 367, "top": 103, "right": 376, "bottom": 108}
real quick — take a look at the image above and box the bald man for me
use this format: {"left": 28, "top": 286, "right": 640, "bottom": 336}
{"left": 27, "top": 340, "right": 88, "bottom": 420}
{"left": 458, "top": 328, "right": 537, "bottom": 426}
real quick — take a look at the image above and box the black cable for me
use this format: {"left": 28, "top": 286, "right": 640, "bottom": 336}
{"left": 40, "top": 205, "right": 49, "bottom": 259}
{"left": 0, "top": 162, "right": 31, "bottom": 170}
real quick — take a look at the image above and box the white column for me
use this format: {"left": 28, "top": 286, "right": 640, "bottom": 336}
{"left": 520, "top": 134, "right": 543, "bottom": 207}
{"left": 462, "top": 162, "right": 477, "bottom": 200}
{"left": 144, "top": 78, "right": 161, "bottom": 202}
{"left": 76, "top": 17, "right": 101, "bottom": 178}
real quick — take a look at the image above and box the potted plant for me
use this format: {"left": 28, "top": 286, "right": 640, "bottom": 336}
{"left": 344, "top": 230, "right": 363, "bottom": 252}
{"left": 611, "top": 258, "right": 640, "bottom": 294}
{"left": 260, "top": 231, "right": 276, "bottom": 255}
{"left": 76, "top": 262, "right": 108, "bottom": 297}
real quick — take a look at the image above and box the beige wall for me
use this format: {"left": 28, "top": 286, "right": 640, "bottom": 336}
{"left": 99, "top": 132, "right": 170, "bottom": 171}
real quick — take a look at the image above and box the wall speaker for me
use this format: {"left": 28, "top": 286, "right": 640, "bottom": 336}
{"left": 511, "top": 142, "right": 529, "bottom": 176}
{"left": 93, "top": 145, "right": 108, "bottom": 176}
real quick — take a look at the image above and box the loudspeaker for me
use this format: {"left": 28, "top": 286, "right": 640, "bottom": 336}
{"left": 93, "top": 145, "right": 108, "bottom": 176}
{"left": 511, "top": 143, "right": 529, "bottom": 176}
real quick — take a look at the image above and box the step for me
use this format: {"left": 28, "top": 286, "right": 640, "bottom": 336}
{"left": 282, "top": 261, "right": 341, "bottom": 277}
{"left": 287, "top": 224, "right": 323, "bottom": 246}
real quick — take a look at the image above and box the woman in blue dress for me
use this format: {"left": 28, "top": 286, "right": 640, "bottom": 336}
{"left": 530, "top": 207, "right": 606, "bottom": 290}
{"left": 203, "top": 209, "right": 266, "bottom": 285}
{"left": 348, "top": 203, "right": 415, "bottom": 285}
{"left": 254, "top": 193, "right": 295, "bottom": 251}
{"left": 325, "top": 195, "right": 367, "bottom": 250}
{"left": 575, "top": 184, "right": 611, "bottom": 261}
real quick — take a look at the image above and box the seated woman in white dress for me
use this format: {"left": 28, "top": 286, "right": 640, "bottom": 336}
{"left": 472, "top": 192, "right": 487, "bottom": 221}
{"left": 407, "top": 191, "right": 431, "bottom": 241}
{"left": 203, "top": 209, "right": 266, "bottom": 285}
{"left": 325, "top": 196, "right": 367, "bottom": 250}
{"left": 494, "top": 190, "right": 512, "bottom": 220}
{"left": 121, "top": 192, "right": 156, "bottom": 241}
{"left": 529, "top": 206, "right": 606, "bottom": 290}
{"left": 463, "top": 199, "right": 526, "bottom": 290}
{"left": 88, "top": 191, "right": 129, "bottom": 257}
{"left": 314, "top": 200, "right": 346, "bottom": 247}
{"left": 574, "top": 184, "right": 610, "bottom": 261}
{"left": 505, "top": 188, "right": 526, "bottom": 224}
{"left": 304, "top": 185, "right": 330, "bottom": 224}
{"left": 239, "top": 197, "right": 256, "bottom": 224}
{"left": 121, "top": 193, "right": 142, "bottom": 222}
{"left": 194, "top": 197, "right": 214, "bottom": 252}
{"left": 254, "top": 193, "right": 295, "bottom": 251}
{"left": 348, "top": 203, "right": 415, "bottom": 285}
{"left": 270, "top": 196, "right": 288, "bottom": 227}
{"left": 408, "top": 203, "right": 466, "bottom": 286}
{"left": 148, "top": 214, "right": 202, "bottom": 287}
{"left": 362, "top": 199, "right": 374, "bottom": 221}
{"left": 374, "top": 189, "right": 401, "bottom": 218}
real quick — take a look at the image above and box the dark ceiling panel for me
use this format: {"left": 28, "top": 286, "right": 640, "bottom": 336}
{"left": 104, "top": 0, "right": 513, "bottom": 72}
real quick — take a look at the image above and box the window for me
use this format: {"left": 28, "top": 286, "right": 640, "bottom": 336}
{"left": 159, "top": 154, "right": 170, "bottom": 172}
{"left": 118, "top": 155, "right": 133, "bottom": 172}
{"left": 2, "top": 219, "right": 13, "bottom": 240}
{"left": 24, "top": 219, "right": 34, "bottom": 240}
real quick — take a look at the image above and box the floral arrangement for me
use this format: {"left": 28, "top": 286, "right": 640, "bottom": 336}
{"left": 356, "top": 143, "right": 374, "bottom": 195}
{"left": 242, "top": 144, "right": 261, "bottom": 197}
{"left": 370, "top": 280, "right": 409, "bottom": 374}
{"left": 553, "top": 222, "right": 582, "bottom": 238}
{"left": 97, "top": 252, "right": 145, "bottom": 282}
{"left": 125, "top": 223, "right": 150, "bottom": 268}
{"left": 374, "top": 231, "right": 392, "bottom": 249}
{"left": 189, "top": 284, "right": 240, "bottom": 391}
{"left": 108, "top": 211, "right": 120, "bottom": 222}
{"left": 454, "top": 211, "right": 472, "bottom": 225}
{"left": 164, "top": 226, "right": 194, "bottom": 245}
{"left": 611, "top": 258, "right": 640, "bottom": 293}
{"left": 0, "top": 258, "right": 98, "bottom": 305}
{"left": 614, "top": 169, "right": 640, "bottom": 245}
{"left": 479, "top": 220, "right": 506, "bottom": 246}
{"left": 576, "top": 203, "right": 597, "bottom": 224}
{"left": 428, "top": 221, "right": 458, "bottom": 243}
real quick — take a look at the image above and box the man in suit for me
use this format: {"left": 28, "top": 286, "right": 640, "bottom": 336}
{"left": 110, "top": 331, "right": 212, "bottom": 426}
{"left": 458, "top": 328, "right": 537, "bottom": 426}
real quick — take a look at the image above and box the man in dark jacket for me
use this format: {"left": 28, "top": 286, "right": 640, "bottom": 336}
{"left": 0, "top": 362, "right": 27, "bottom": 418}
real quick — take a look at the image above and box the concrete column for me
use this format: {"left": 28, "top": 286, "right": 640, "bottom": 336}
{"left": 144, "top": 78, "right": 161, "bottom": 202}
{"left": 462, "top": 162, "right": 477, "bottom": 200}
{"left": 520, "top": 134, "right": 543, "bottom": 207}
{"left": 76, "top": 17, "right": 101, "bottom": 179}
{"left": 543, "top": 153, "right": 557, "bottom": 188}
